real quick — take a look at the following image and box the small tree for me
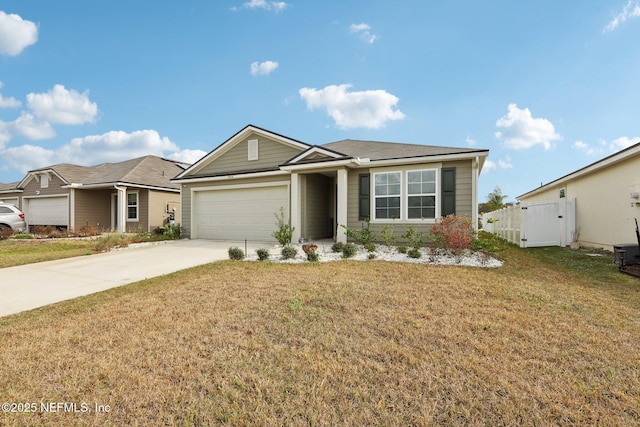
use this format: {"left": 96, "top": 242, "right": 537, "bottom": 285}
{"left": 272, "top": 207, "right": 294, "bottom": 246}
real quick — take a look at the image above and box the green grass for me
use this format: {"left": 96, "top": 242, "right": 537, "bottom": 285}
{"left": 0, "top": 238, "right": 638, "bottom": 425}
{"left": 0, "top": 239, "right": 97, "bottom": 268}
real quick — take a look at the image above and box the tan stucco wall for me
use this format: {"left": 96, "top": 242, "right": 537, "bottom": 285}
{"left": 148, "top": 190, "right": 181, "bottom": 231}
{"left": 520, "top": 155, "right": 640, "bottom": 249}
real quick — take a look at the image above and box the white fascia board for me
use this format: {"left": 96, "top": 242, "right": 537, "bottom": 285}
{"left": 63, "top": 182, "right": 180, "bottom": 192}
{"left": 287, "top": 146, "right": 346, "bottom": 163}
{"left": 172, "top": 169, "right": 289, "bottom": 185}
{"left": 280, "top": 158, "right": 366, "bottom": 172}
{"left": 366, "top": 151, "right": 487, "bottom": 168}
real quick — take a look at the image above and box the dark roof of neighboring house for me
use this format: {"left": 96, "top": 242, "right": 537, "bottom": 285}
{"left": 0, "top": 181, "right": 20, "bottom": 192}
{"left": 321, "top": 139, "right": 489, "bottom": 161}
{"left": 23, "top": 156, "right": 190, "bottom": 190}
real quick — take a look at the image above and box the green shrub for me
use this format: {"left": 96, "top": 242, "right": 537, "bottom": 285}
{"left": 367, "top": 253, "right": 377, "bottom": 260}
{"left": 397, "top": 245, "right": 407, "bottom": 254}
{"left": 281, "top": 245, "right": 297, "bottom": 260}
{"left": 407, "top": 248, "right": 422, "bottom": 259}
{"left": 256, "top": 248, "right": 270, "bottom": 261}
{"left": 13, "top": 233, "right": 33, "bottom": 239}
{"left": 307, "top": 252, "right": 319, "bottom": 262}
{"left": 342, "top": 220, "right": 374, "bottom": 247}
{"left": 364, "top": 242, "right": 376, "bottom": 252}
{"left": 331, "top": 241, "right": 345, "bottom": 253}
{"left": 380, "top": 225, "right": 396, "bottom": 248}
{"left": 402, "top": 226, "right": 425, "bottom": 249}
{"left": 228, "top": 247, "right": 245, "bottom": 260}
{"left": 342, "top": 243, "right": 357, "bottom": 259}
{"left": 272, "top": 207, "right": 295, "bottom": 246}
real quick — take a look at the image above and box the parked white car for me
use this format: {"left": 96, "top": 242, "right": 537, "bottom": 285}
{"left": 0, "top": 202, "right": 27, "bottom": 236}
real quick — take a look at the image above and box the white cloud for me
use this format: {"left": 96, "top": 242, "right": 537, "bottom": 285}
{"left": 0, "top": 129, "right": 202, "bottom": 175}
{"left": 482, "top": 159, "right": 497, "bottom": 173}
{"left": 350, "top": 22, "right": 377, "bottom": 44}
{"left": 0, "top": 11, "right": 38, "bottom": 56}
{"left": 27, "top": 84, "right": 98, "bottom": 125}
{"left": 573, "top": 136, "right": 639, "bottom": 156}
{"left": 466, "top": 136, "right": 476, "bottom": 146}
{"left": 233, "top": 0, "right": 288, "bottom": 12}
{"left": 610, "top": 135, "right": 640, "bottom": 150}
{"left": 299, "top": 84, "right": 405, "bottom": 130}
{"left": 0, "top": 144, "right": 54, "bottom": 173}
{"left": 0, "top": 82, "right": 21, "bottom": 108}
{"left": 56, "top": 130, "right": 178, "bottom": 165}
{"left": 167, "top": 148, "right": 207, "bottom": 164}
{"left": 495, "top": 104, "right": 561, "bottom": 150}
{"left": 250, "top": 60, "right": 279, "bottom": 76}
{"left": 498, "top": 155, "right": 513, "bottom": 169}
{"left": 10, "top": 112, "right": 56, "bottom": 140}
{"left": 603, "top": 1, "right": 640, "bottom": 32}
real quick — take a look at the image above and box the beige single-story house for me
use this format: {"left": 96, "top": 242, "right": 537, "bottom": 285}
{"left": 172, "top": 124, "right": 490, "bottom": 243}
{"left": 518, "top": 141, "right": 640, "bottom": 250}
{"left": 0, "top": 155, "right": 187, "bottom": 233}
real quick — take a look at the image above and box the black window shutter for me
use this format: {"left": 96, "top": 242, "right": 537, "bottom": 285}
{"left": 441, "top": 167, "right": 456, "bottom": 216}
{"left": 358, "top": 173, "right": 370, "bottom": 220}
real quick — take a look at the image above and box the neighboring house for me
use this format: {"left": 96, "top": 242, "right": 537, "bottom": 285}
{"left": 518, "top": 141, "right": 640, "bottom": 250}
{"left": 1, "top": 156, "right": 187, "bottom": 233}
{"left": 173, "top": 124, "right": 490, "bottom": 243}
{"left": 0, "top": 182, "right": 21, "bottom": 206}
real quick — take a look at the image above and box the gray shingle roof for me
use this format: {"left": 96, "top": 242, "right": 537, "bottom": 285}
{"left": 28, "top": 156, "right": 189, "bottom": 190}
{"left": 0, "top": 181, "right": 20, "bottom": 192}
{"left": 321, "top": 139, "right": 488, "bottom": 161}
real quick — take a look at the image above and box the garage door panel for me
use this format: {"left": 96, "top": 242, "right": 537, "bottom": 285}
{"left": 195, "top": 186, "right": 288, "bottom": 241}
{"left": 28, "top": 197, "right": 69, "bottom": 226}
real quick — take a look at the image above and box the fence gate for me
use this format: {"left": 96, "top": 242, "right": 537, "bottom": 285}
{"left": 483, "top": 198, "right": 575, "bottom": 248}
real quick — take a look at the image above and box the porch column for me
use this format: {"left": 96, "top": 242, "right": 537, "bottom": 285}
{"left": 336, "top": 168, "right": 348, "bottom": 243}
{"left": 290, "top": 173, "right": 301, "bottom": 244}
{"left": 115, "top": 185, "right": 127, "bottom": 234}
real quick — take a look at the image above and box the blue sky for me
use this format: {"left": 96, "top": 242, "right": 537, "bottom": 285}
{"left": 1, "top": 1, "right": 640, "bottom": 203}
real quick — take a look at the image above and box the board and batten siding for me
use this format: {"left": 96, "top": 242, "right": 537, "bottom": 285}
{"left": 180, "top": 174, "right": 291, "bottom": 239}
{"left": 345, "top": 160, "right": 473, "bottom": 242}
{"left": 196, "top": 136, "right": 305, "bottom": 176}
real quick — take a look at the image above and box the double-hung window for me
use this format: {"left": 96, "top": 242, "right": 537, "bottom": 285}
{"left": 407, "top": 170, "right": 436, "bottom": 219}
{"left": 371, "top": 169, "right": 439, "bottom": 221}
{"left": 374, "top": 172, "right": 401, "bottom": 219}
{"left": 127, "top": 192, "right": 139, "bottom": 221}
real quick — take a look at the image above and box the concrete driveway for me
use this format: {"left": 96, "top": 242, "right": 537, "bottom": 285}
{"left": 0, "top": 239, "right": 271, "bottom": 317}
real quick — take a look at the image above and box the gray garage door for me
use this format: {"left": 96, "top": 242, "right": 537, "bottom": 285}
{"left": 194, "top": 185, "right": 289, "bottom": 241}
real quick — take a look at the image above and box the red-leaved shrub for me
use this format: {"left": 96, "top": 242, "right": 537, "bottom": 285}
{"left": 429, "top": 215, "right": 474, "bottom": 251}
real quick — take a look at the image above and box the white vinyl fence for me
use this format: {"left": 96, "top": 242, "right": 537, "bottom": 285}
{"left": 482, "top": 198, "right": 576, "bottom": 248}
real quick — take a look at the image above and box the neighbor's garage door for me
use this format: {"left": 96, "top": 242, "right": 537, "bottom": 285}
{"left": 194, "top": 185, "right": 289, "bottom": 241}
{"left": 28, "top": 197, "right": 69, "bottom": 226}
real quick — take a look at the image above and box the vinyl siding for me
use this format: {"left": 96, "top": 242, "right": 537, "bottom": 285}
{"left": 196, "top": 135, "right": 304, "bottom": 176}
{"left": 149, "top": 190, "right": 181, "bottom": 231}
{"left": 345, "top": 160, "right": 474, "bottom": 243}
{"left": 74, "top": 189, "right": 111, "bottom": 232}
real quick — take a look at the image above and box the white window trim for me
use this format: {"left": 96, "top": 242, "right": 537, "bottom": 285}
{"left": 126, "top": 191, "right": 139, "bottom": 222}
{"left": 371, "top": 168, "right": 440, "bottom": 223}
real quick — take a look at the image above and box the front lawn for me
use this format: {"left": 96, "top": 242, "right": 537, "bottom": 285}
{"left": 0, "top": 245, "right": 638, "bottom": 425}
{"left": 0, "top": 239, "right": 97, "bottom": 268}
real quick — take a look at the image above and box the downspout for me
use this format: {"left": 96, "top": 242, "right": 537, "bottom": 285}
{"left": 473, "top": 156, "right": 479, "bottom": 233}
{"left": 114, "top": 184, "right": 127, "bottom": 234}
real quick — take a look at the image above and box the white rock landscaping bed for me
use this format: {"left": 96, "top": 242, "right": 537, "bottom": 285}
{"left": 244, "top": 243, "right": 503, "bottom": 268}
